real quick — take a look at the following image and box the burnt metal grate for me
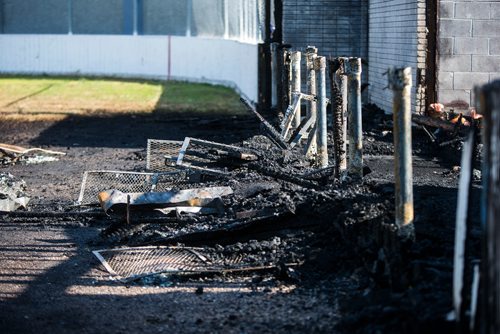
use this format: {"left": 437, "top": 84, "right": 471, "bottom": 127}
{"left": 77, "top": 170, "right": 192, "bottom": 205}
{"left": 93, "top": 246, "right": 283, "bottom": 282}
{"left": 93, "top": 246, "right": 211, "bottom": 280}
{"left": 146, "top": 139, "right": 183, "bottom": 172}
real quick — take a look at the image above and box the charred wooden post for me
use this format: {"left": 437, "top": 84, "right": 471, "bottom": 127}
{"left": 315, "top": 56, "right": 328, "bottom": 168}
{"left": 344, "top": 58, "right": 363, "bottom": 178}
{"left": 305, "top": 46, "right": 318, "bottom": 157}
{"left": 479, "top": 80, "right": 500, "bottom": 334}
{"left": 279, "top": 47, "right": 292, "bottom": 115}
{"left": 388, "top": 67, "right": 415, "bottom": 241}
{"left": 328, "top": 57, "right": 348, "bottom": 178}
{"left": 291, "top": 51, "right": 302, "bottom": 128}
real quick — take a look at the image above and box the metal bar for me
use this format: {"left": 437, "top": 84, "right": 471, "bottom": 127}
{"left": 239, "top": 97, "right": 289, "bottom": 149}
{"left": 289, "top": 117, "right": 316, "bottom": 148}
{"left": 388, "top": 67, "right": 414, "bottom": 240}
{"left": 453, "top": 129, "right": 475, "bottom": 323}
{"left": 305, "top": 46, "right": 318, "bottom": 157}
{"left": 478, "top": 80, "right": 500, "bottom": 334}
{"left": 291, "top": 51, "right": 302, "bottom": 128}
{"left": 176, "top": 137, "right": 191, "bottom": 167}
{"left": 329, "top": 58, "right": 348, "bottom": 178}
{"left": 281, "top": 95, "right": 301, "bottom": 139}
{"left": 188, "top": 138, "right": 258, "bottom": 155}
{"left": 344, "top": 58, "right": 363, "bottom": 178}
{"left": 315, "top": 56, "right": 328, "bottom": 168}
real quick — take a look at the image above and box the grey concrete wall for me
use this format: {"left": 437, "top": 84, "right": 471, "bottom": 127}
{"left": 437, "top": 0, "right": 500, "bottom": 109}
{"left": 282, "top": 0, "right": 368, "bottom": 63}
{"left": 368, "top": 0, "right": 427, "bottom": 113}
{"left": 143, "top": 0, "right": 187, "bottom": 35}
{"left": 2, "top": 0, "right": 68, "bottom": 34}
{"left": 72, "top": 0, "right": 123, "bottom": 35}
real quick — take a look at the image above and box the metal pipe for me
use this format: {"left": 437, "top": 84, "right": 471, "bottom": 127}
{"left": 291, "top": 51, "right": 302, "bottom": 128}
{"left": 305, "top": 46, "right": 318, "bottom": 157}
{"left": 329, "top": 57, "right": 348, "bottom": 178}
{"left": 388, "top": 67, "right": 414, "bottom": 240}
{"left": 478, "top": 79, "right": 500, "bottom": 334}
{"left": 344, "top": 58, "right": 363, "bottom": 178}
{"left": 315, "top": 56, "right": 328, "bottom": 168}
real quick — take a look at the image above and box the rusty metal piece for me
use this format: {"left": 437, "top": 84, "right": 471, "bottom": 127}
{"left": 291, "top": 51, "right": 302, "bottom": 128}
{"left": 98, "top": 186, "right": 233, "bottom": 213}
{"left": 388, "top": 67, "right": 414, "bottom": 240}
{"left": 329, "top": 58, "right": 348, "bottom": 178}
{"left": 315, "top": 56, "right": 328, "bottom": 168}
{"left": 344, "top": 58, "right": 363, "bottom": 178}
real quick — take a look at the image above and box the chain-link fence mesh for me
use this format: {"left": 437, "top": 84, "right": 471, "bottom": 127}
{"left": 93, "top": 247, "right": 209, "bottom": 279}
{"left": 77, "top": 170, "right": 192, "bottom": 205}
{"left": 176, "top": 138, "right": 230, "bottom": 175}
{"left": 93, "top": 246, "right": 248, "bottom": 280}
{"left": 146, "top": 139, "right": 183, "bottom": 172}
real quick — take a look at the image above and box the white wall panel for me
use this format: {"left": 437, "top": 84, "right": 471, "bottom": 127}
{"left": 0, "top": 34, "right": 258, "bottom": 101}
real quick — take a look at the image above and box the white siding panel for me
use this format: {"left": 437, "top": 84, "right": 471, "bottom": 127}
{"left": 0, "top": 35, "right": 258, "bottom": 101}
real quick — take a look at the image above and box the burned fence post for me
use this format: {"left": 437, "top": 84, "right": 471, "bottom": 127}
{"left": 305, "top": 46, "right": 318, "bottom": 157}
{"left": 291, "top": 51, "right": 302, "bottom": 128}
{"left": 388, "top": 67, "right": 414, "bottom": 240}
{"left": 344, "top": 58, "right": 363, "bottom": 178}
{"left": 479, "top": 80, "right": 500, "bottom": 334}
{"left": 315, "top": 56, "right": 328, "bottom": 168}
{"left": 280, "top": 48, "right": 292, "bottom": 115}
{"left": 328, "top": 57, "right": 348, "bottom": 178}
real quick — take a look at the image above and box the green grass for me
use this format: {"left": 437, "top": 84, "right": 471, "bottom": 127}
{"left": 0, "top": 76, "right": 246, "bottom": 119}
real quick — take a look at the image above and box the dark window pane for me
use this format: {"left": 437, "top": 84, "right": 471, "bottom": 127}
{"left": 143, "top": 0, "right": 187, "bottom": 36}
{"left": 72, "top": 0, "right": 123, "bottom": 34}
{"left": 2, "top": 0, "right": 68, "bottom": 34}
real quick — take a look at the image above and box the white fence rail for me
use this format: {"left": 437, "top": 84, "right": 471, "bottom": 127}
{"left": 0, "top": 34, "right": 258, "bottom": 101}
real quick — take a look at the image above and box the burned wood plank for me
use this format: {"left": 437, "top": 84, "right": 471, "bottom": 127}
{"left": 412, "top": 114, "right": 469, "bottom": 135}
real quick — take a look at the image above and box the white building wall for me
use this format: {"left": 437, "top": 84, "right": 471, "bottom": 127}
{"left": 0, "top": 35, "right": 258, "bottom": 101}
{"left": 368, "top": 0, "right": 427, "bottom": 113}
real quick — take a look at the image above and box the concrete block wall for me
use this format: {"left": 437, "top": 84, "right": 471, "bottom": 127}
{"left": 368, "top": 0, "right": 427, "bottom": 113}
{"left": 438, "top": 0, "right": 500, "bottom": 109}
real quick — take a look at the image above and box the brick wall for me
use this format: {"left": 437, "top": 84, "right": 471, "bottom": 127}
{"left": 368, "top": 0, "right": 427, "bottom": 113}
{"left": 282, "top": 0, "right": 368, "bottom": 65}
{"left": 438, "top": 0, "right": 500, "bottom": 109}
